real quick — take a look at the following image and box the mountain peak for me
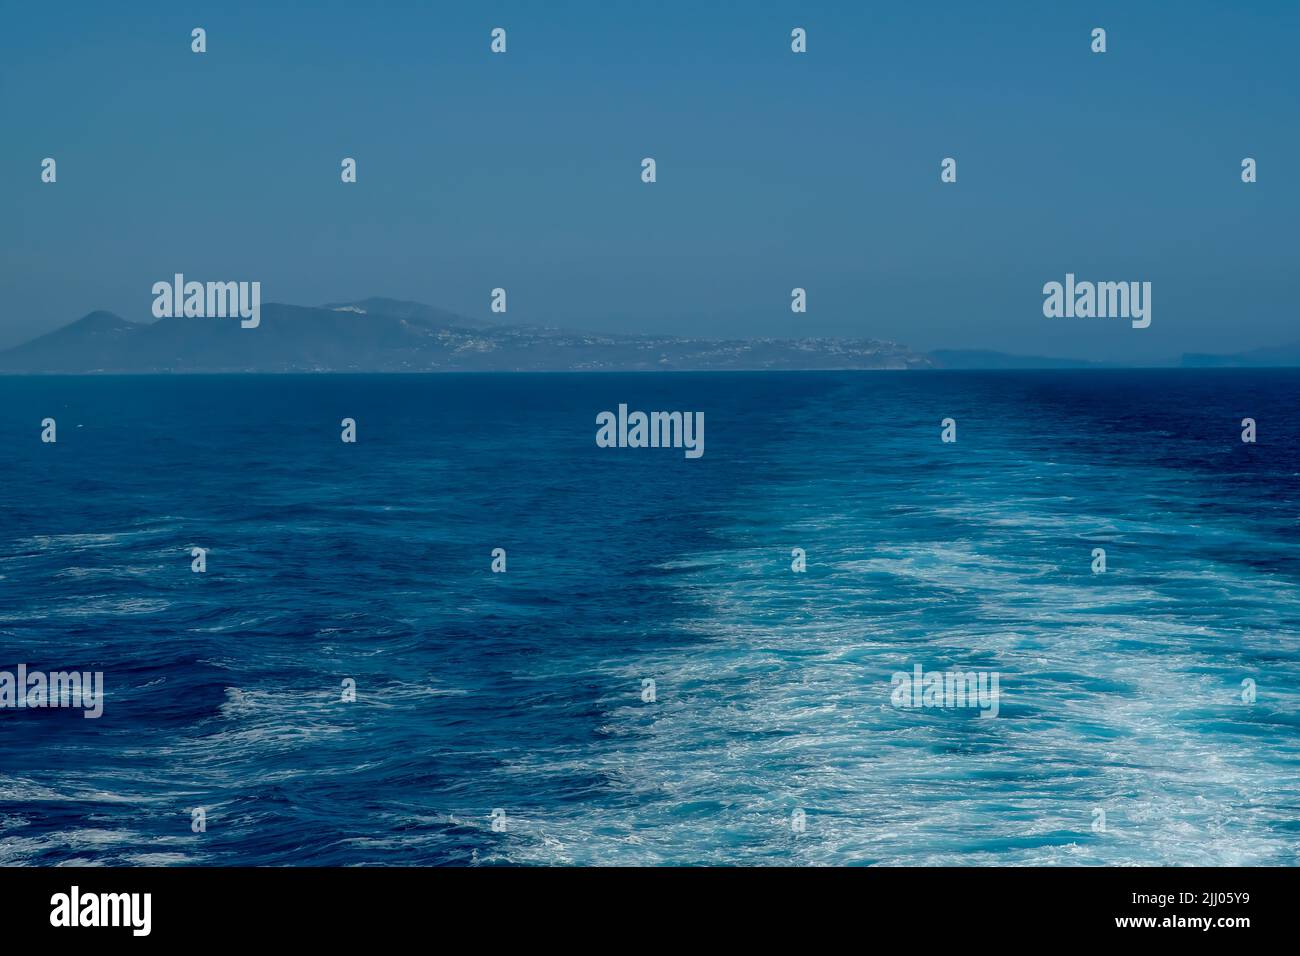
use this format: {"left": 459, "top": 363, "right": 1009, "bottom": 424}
{"left": 72, "top": 310, "right": 138, "bottom": 330}
{"left": 0, "top": 309, "right": 145, "bottom": 372}
{"left": 320, "top": 297, "right": 494, "bottom": 331}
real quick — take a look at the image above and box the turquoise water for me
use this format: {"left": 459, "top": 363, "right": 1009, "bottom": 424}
{"left": 1, "top": 370, "right": 1298, "bottom": 865}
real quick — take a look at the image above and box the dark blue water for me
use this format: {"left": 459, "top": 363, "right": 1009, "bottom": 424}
{"left": 1, "top": 371, "right": 1298, "bottom": 865}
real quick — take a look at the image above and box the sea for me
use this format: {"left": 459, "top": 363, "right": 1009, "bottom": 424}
{"left": 1, "top": 370, "right": 1297, "bottom": 866}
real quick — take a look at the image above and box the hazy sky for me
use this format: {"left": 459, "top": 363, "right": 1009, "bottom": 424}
{"left": 2, "top": 0, "right": 1297, "bottom": 359}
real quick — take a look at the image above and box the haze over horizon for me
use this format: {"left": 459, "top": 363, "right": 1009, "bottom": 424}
{"left": 3, "top": 1, "right": 1297, "bottom": 358}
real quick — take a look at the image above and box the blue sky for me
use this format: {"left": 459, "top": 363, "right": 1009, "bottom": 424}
{"left": 2, "top": 0, "right": 1296, "bottom": 359}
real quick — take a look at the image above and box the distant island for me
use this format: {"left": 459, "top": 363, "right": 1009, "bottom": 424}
{"left": 1, "top": 297, "right": 1296, "bottom": 373}
{"left": 0, "top": 297, "right": 927, "bottom": 373}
